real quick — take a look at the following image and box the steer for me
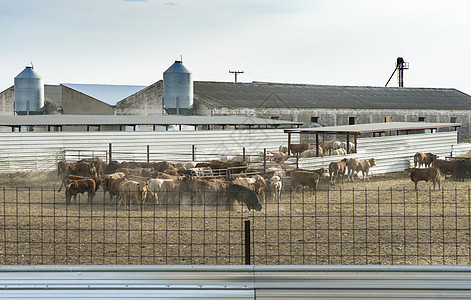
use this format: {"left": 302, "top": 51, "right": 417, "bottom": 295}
{"left": 227, "top": 183, "right": 262, "bottom": 211}
{"left": 65, "top": 178, "right": 97, "bottom": 204}
{"left": 405, "top": 167, "right": 441, "bottom": 191}
{"left": 431, "top": 157, "right": 461, "bottom": 180}
{"left": 347, "top": 158, "right": 376, "bottom": 182}
{"left": 118, "top": 180, "right": 147, "bottom": 210}
{"left": 290, "top": 170, "right": 321, "bottom": 193}
{"left": 329, "top": 158, "right": 349, "bottom": 185}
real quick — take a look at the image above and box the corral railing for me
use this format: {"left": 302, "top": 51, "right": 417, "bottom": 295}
{"left": 0, "top": 129, "right": 298, "bottom": 172}
{"left": 2, "top": 186, "right": 471, "bottom": 265}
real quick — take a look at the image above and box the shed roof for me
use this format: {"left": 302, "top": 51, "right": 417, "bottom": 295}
{"left": 61, "top": 83, "right": 147, "bottom": 106}
{"left": 0, "top": 114, "right": 302, "bottom": 128}
{"left": 194, "top": 82, "right": 471, "bottom": 110}
{"left": 284, "top": 122, "right": 461, "bottom": 135}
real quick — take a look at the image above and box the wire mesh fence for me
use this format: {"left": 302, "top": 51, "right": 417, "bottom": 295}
{"left": 1, "top": 185, "right": 471, "bottom": 265}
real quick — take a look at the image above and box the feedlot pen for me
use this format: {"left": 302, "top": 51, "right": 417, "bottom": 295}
{"left": 2, "top": 171, "right": 471, "bottom": 266}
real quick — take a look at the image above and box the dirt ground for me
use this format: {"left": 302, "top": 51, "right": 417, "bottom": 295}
{"left": 1, "top": 170, "right": 471, "bottom": 266}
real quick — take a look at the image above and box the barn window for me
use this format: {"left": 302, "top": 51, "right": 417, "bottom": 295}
{"left": 311, "top": 117, "right": 318, "bottom": 123}
{"left": 418, "top": 116, "right": 426, "bottom": 122}
{"left": 451, "top": 116, "right": 457, "bottom": 123}
{"left": 349, "top": 117, "right": 356, "bottom": 125}
{"left": 384, "top": 116, "right": 392, "bottom": 122}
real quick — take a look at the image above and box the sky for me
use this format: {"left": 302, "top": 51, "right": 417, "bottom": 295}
{"left": 1, "top": 0, "right": 470, "bottom": 95}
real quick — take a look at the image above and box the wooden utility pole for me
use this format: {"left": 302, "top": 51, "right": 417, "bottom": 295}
{"left": 229, "top": 70, "right": 244, "bottom": 83}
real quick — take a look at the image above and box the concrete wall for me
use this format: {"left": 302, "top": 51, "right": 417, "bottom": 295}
{"left": 62, "top": 86, "right": 114, "bottom": 115}
{"left": 198, "top": 105, "right": 471, "bottom": 140}
{"left": 115, "top": 80, "right": 163, "bottom": 115}
{"left": 0, "top": 86, "right": 14, "bottom": 115}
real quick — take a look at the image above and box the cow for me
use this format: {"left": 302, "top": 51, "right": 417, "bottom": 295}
{"left": 118, "top": 180, "right": 147, "bottom": 210}
{"left": 347, "top": 158, "right": 376, "bottom": 182}
{"left": 104, "top": 176, "right": 128, "bottom": 204}
{"left": 65, "top": 178, "right": 97, "bottom": 204}
{"left": 192, "top": 178, "right": 227, "bottom": 205}
{"left": 301, "top": 148, "right": 323, "bottom": 158}
{"left": 295, "top": 168, "right": 326, "bottom": 178}
{"left": 233, "top": 175, "right": 267, "bottom": 202}
{"left": 159, "top": 176, "right": 192, "bottom": 205}
{"left": 329, "top": 158, "right": 349, "bottom": 185}
{"left": 58, "top": 174, "right": 101, "bottom": 193}
{"left": 76, "top": 161, "right": 97, "bottom": 178}
{"left": 101, "top": 172, "right": 126, "bottom": 202}
{"left": 414, "top": 152, "right": 437, "bottom": 168}
{"left": 458, "top": 159, "right": 471, "bottom": 182}
{"left": 226, "top": 184, "right": 262, "bottom": 211}
{"left": 268, "top": 175, "right": 282, "bottom": 202}
{"left": 331, "top": 148, "right": 347, "bottom": 156}
{"left": 106, "top": 160, "right": 121, "bottom": 174}
{"left": 340, "top": 141, "right": 355, "bottom": 153}
{"left": 95, "top": 160, "right": 108, "bottom": 179}
{"left": 290, "top": 170, "right": 321, "bottom": 193}
{"left": 57, "top": 160, "right": 77, "bottom": 178}
{"left": 289, "top": 143, "right": 310, "bottom": 156}
{"left": 432, "top": 157, "right": 461, "bottom": 180}
{"left": 405, "top": 167, "right": 441, "bottom": 191}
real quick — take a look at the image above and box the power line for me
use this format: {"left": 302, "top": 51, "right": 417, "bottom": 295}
{"left": 229, "top": 70, "right": 244, "bottom": 83}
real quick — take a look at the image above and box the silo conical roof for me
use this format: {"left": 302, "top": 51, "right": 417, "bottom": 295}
{"left": 15, "top": 66, "right": 43, "bottom": 79}
{"left": 164, "top": 61, "right": 191, "bottom": 74}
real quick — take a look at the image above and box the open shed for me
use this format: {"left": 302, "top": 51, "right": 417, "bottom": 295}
{"left": 284, "top": 122, "right": 461, "bottom": 157}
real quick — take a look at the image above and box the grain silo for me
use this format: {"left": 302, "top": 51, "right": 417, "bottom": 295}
{"left": 14, "top": 66, "right": 45, "bottom": 115}
{"left": 163, "top": 60, "right": 193, "bottom": 115}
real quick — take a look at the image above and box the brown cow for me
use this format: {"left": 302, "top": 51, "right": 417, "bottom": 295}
{"left": 405, "top": 167, "right": 441, "bottom": 190}
{"left": 105, "top": 176, "right": 128, "bottom": 204}
{"left": 65, "top": 178, "right": 97, "bottom": 204}
{"left": 76, "top": 161, "right": 97, "bottom": 178}
{"left": 289, "top": 143, "right": 310, "bottom": 156}
{"left": 57, "top": 161, "right": 77, "bottom": 178}
{"left": 290, "top": 170, "right": 321, "bottom": 193}
{"left": 347, "top": 158, "right": 376, "bottom": 182}
{"left": 329, "top": 158, "right": 349, "bottom": 185}
{"left": 192, "top": 178, "right": 227, "bottom": 205}
{"left": 101, "top": 172, "right": 126, "bottom": 203}
{"left": 414, "top": 152, "right": 437, "bottom": 168}
{"left": 159, "top": 176, "right": 192, "bottom": 205}
{"left": 432, "top": 157, "right": 461, "bottom": 180}
{"left": 118, "top": 180, "right": 147, "bottom": 210}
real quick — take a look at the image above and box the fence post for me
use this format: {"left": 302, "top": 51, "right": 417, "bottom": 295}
{"left": 147, "top": 145, "right": 150, "bottom": 162}
{"left": 192, "top": 145, "right": 196, "bottom": 161}
{"left": 243, "top": 147, "right": 246, "bottom": 162}
{"left": 244, "top": 220, "right": 251, "bottom": 265}
{"left": 108, "top": 143, "right": 112, "bottom": 162}
{"left": 263, "top": 148, "right": 267, "bottom": 175}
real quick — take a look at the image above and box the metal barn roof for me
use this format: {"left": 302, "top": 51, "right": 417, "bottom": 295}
{"left": 0, "top": 114, "right": 302, "bottom": 128}
{"left": 285, "top": 122, "right": 461, "bottom": 135}
{"left": 61, "top": 83, "right": 147, "bottom": 106}
{"left": 194, "top": 82, "right": 471, "bottom": 110}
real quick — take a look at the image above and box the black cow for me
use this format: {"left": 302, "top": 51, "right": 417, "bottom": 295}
{"left": 106, "top": 160, "right": 121, "bottom": 174}
{"left": 227, "top": 184, "right": 262, "bottom": 211}
{"left": 458, "top": 159, "right": 471, "bottom": 182}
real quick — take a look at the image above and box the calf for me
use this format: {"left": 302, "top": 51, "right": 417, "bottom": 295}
{"left": 290, "top": 170, "right": 321, "bottom": 193}
{"left": 76, "top": 161, "right": 97, "bottom": 178}
{"left": 405, "top": 167, "right": 441, "bottom": 191}
{"left": 347, "top": 158, "right": 376, "bottom": 182}
{"left": 289, "top": 143, "right": 310, "bottom": 156}
{"left": 227, "top": 184, "right": 262, "bottom": 211}
{"left": 329, "top": 158, "right": 349, "bottom": 185}
{"left": 268, "top": 175, "right": 282, "bottom": 203}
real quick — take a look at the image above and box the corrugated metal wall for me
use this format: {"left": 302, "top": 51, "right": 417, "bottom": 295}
{"left": 0, "top": 129, "right": 297, "bottom": 172}
{"left": 299, "top": 131, "right": 469, "bottom": 174}
{"left": 2, "top": 265, "right": 471, "bottom": 299}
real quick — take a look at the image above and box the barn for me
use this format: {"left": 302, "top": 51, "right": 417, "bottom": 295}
{"left": 2, "top": 62, "right": 471, "bottom": 139}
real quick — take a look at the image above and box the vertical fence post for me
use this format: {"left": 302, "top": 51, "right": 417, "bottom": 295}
{"left": 192, "top": 145, "right": 196, "bottom": 161}
{"left": 108, "top": 143, "right": 112, "bottom": 162}
{"left": 245, "top": 220, "right": 251, "bottom": 265}
{"left": 263, "top": 148, "right": 267, "bottom": 175}
{"left": 243, "top": 147, "right": 246, "bottom": 162}
{"left": 147, "top": 145, "right": 150, "bottom": 162}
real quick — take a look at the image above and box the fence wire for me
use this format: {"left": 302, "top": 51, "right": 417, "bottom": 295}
{"left": 1, "top": 186, "right": 471, "bottom": 265}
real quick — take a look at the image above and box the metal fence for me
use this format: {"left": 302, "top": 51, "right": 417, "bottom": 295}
{"left": 2, "top": 185, "right": 471, "bottom": 266}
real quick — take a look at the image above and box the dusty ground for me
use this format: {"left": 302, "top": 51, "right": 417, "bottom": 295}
{"left": 1, "top": 170, "right": 471, "bottom": 266}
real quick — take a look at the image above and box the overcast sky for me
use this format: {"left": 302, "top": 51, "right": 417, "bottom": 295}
{"left": 1, "top": 0, "right": 470, "bottom": 95}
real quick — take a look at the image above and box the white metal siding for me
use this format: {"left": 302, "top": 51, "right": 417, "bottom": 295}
{"left": 2, "top": 265, "right": 471, "bottom": 299}
{"left": 0, "top": 129, "right": 297, "bottom": 172}
{"left": 299, "top": 131, "right": 460, "bottom": 175}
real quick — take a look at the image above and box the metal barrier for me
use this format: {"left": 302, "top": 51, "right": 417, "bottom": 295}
{"left": 1, "top": 265, "right": 471, "bottom": 299}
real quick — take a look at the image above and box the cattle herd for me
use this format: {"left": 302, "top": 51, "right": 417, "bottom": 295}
{"left": 55, "top": 144, "right": 471, "bottom": 211}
